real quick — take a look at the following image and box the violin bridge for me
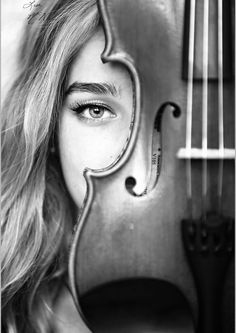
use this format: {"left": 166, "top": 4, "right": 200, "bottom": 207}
{"left": 177, "top": 148, "right": 235, "bottom": 159}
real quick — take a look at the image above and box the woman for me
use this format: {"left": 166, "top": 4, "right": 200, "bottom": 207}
{"left": 1, "top": 0, "right": 133, "bottom": 331}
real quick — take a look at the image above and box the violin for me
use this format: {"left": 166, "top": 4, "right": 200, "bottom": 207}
{"left": 69, "top": 0, "right": 235, "bottom": 332}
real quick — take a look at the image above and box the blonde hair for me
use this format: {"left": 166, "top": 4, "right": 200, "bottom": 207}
{"left": 1, "top": 1, "right": 99, "bottom": 331}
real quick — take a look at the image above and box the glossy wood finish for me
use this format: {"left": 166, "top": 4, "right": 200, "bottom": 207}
{"left": 69, "top": 0, "right": 235, "bottom": 331}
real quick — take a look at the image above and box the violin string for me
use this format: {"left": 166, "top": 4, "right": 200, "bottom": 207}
{"left": 217, "top": 0, "right": 224, "bottom": 214}
{"left": 202, "top": 0, "right": 209, "bottom": 221}
{"left": 186, "top": 0, "right": 196, "bottom": 220}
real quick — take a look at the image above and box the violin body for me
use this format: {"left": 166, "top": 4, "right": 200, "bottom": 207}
{"left": 69, "top": 0, "right": 234, "bottom": 332}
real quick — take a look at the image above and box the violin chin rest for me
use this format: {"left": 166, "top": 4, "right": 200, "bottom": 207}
{"left": 80, "top": 278, "right": 195, "bottom": 333}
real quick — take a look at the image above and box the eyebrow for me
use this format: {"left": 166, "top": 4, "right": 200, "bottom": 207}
{"left": 65, "top": 82, "right": 119, "bottom": 97}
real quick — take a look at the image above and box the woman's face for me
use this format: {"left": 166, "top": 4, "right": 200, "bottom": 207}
{"left": 58, "top": 29, "right": 133, "bottom": 208}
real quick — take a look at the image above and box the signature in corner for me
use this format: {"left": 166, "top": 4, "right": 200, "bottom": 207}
{"left": 23, "top": 0, "right": 41, "bottom": 11}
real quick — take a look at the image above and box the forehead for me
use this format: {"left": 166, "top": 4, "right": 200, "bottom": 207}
{"left": 67, "top": 28, "right": 132, "bottom": 90}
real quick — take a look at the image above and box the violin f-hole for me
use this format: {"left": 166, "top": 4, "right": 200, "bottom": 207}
{"left": 155, "top": 102, "right": 181, "bottom": 132}
{"left": 125, "top": 103, "right": 181, "bottom": 197}
{"left": 125, "top": 176, "right": 137, "bottom": 195}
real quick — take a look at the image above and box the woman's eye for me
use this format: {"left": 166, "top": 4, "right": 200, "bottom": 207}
{"left": 70, "top": 103, "right": 116, "bottom": 122}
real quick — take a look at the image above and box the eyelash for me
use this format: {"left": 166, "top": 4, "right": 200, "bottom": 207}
{"left": 69, "top": 101, "right": 116, "bottom": 122}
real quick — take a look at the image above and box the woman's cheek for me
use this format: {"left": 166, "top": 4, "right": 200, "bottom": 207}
{"left": 58, "top": 108, "right": 131, "bottom": 207}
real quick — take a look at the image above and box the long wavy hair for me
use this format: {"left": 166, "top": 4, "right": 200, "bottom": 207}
{"left": 1, "top": 1, "right": 99, "bottom": 332}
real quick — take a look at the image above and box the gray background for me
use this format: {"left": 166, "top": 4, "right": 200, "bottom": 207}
{"left": 1, "top": 0, "right": 29, "bottom": 101}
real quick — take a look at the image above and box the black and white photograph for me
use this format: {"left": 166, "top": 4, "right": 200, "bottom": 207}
{"left": 1, "top": 0, "right": 235, "bottom": 332}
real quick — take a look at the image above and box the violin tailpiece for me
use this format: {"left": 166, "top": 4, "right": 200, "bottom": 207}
{"left": 181, "top": 215, "right": 234, "bottom": 333}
